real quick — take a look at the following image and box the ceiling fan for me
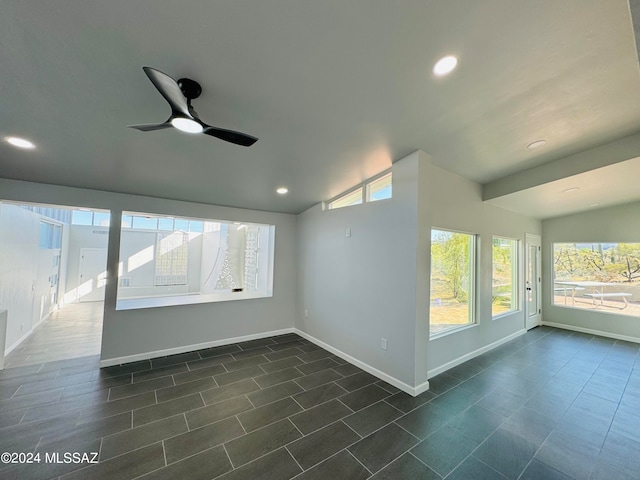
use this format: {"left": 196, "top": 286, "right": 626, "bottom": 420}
{"left": 129, "top": 67, "right": 258, "bottom": 147}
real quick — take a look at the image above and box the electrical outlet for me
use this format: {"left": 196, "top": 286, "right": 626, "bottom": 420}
{"left": 346, "top": 227, "right": 351, "bottom": 238}
{"left": 380, "top": 338, "right": 387, "bottom": 350}
{"left": 304, "top": 309, "right": 308, "bottom": 318}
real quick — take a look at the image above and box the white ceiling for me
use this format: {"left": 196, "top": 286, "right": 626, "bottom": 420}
{"left": 2, "top": 0, "right": 640, "bottom": 215}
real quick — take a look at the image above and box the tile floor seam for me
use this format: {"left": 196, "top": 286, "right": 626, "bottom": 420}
{"left": 161, "top": 440, "right": 167, "bottom": 467}
{"left": 284, "top": 445, "right": 306, "bottom": 473}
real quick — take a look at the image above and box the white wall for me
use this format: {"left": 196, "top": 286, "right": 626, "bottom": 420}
{"left": 0, "top": 204, "right": 39, "bottom": 350}
{"left": 542, "top": 201, "right": 640, "bottom": 341}
{"left": 0, "top": 178, "right": 297, "bottom": 364}
{"left": 296, "top": 151, "right": 541, "bottom": 392}
{"left": 297, "top": 152, "right": 421, "bottom": 388}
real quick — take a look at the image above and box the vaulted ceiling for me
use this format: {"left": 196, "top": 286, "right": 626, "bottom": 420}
{"left": 2, "top": 0, "right": 640, "bottom": 217}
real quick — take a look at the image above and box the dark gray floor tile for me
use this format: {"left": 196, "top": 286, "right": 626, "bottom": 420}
{"left": 448, "top": 405, "right": 505, "bottom": 443}
{"left": 447, "top": 456, "right": 508, "bottom": 480}
{"left": 171, "top": 363, "right": 225, "bottom": 385}
{"left": 501, "top": 407, "right": 555, "bottom": 447}
{"left": 384, "top": 390, "right": 437, "bottom": 413}
{"left": 295, "top": 368, "right": 342, "bottom": 390}
{"left": 201, "top": 378, "right": 260, "bottom": 405}
{"left": 556, "top": 404, "right": 613, "bottom": 448}
{"left": 395, "top": 402, "right": 450, "bottom": 440}
{"left": 59, "top": 442, "right": 164, "bottom": 480}
{"left": 259, "top": 356, "right": 303, "bottom": 373}
{"left": 535, "top": 430, "right": 600, "bottom": 479}
{"left": 186, "top": 353, "right": 234, "bottom": 370}
{"left": 333, "top": 363, "right": 364, "bottom": 377}
{"left": 137, "top": 446, "right": 232, "bottom": 480}
{"left": 79, "top": 391, "right": 156, "bottom": 422}
{"left": 298, "top": 343, "right": 322, "bottom": 353}
{"left": 225, "top": 418, "right": 302, "bottom": 467}
{"left": 343, "top": 400, "right": 403, "bottom": 437}
{"left": 295, "top": 357, "right": 339, "bottom": 375}
{"left": 298, "top": 349, "right": 334, "bottom": 363}
{"left": 155, "top": 376, "right": 218, "bottom": 403}
{"left": 473, "top": 427, "right": 538, "bottom": 479}
{"left": 39, "top": 411, "right": 133, "bottom": 448}
{"left": 215, "top": 365, "right": 266, "bottom": 387}
{"left": 290, "top": 398, "right": 353, "bottom": 434}
{"left": 428, "top": 387, "right": 481, "bottom": 417}
{"left": 335, "top": 371, "right": 378, "bottom": 392}
{"left": 272, "top": 333, "right": 303, "bottom": 344}
{"left": 102, "top": 361, "right": 153, "bottom": 379}
{"left": 288, "top": 421, "right": 360, "bottom": 470}
{"left": 0, "top": 408, "right": 26, "bottom": 429}
{"left": 264, "top": 347, "right": 304, "bottom": 361}
{"left": 0, "top": 387, "right": 63, "bottom": 415}
{"left": 370, "top": 452, "right": 441, "bottom": 480}
{"left": 132, "top": 363, "right": 188, "bottom": 383}
{"left": 519, "top": 459, "right": 573, "bottom": 480}
{"left": 217, "top": 448, "right": 301, "bottom": 480}
{"left": 238, "top": 397, "right": 302, "bottom": 432}
{"left": 222, "top": 354, "right": 269, "bottom": 372}
{"left": 427, "top": 373, "right": 463, "bottom": 395}
{"left": 340, "top": 384, "right": 390, "bottom": 411}
{"left": 109, "top": 376, "right": 174, "bottom": 401}
{"left": 198, "top": 344, "right": 241, "bottom": 358}
{"left": 294, "top": 381, "right": 348, "bottom": 409}
{"left": 610, "top": 409, "right": 640, "bottom": 443}
{"left": 60, "top": 374, "right": 132, "bottom": 400}
{"left": 476, "top": 388, "right": 527, "bottom": 417}
{"left": 599, "top": 431, "right": 640, "bottom": 478}
{"left": 186, "top": 395, "right": 254, "bottom": 430}
{"left": 410, "top": 426, "right": 479, "bottom": 477}
{"left": 590, "top": 460, "right": 639, "bottom": 480}
{"left": 230, "top": 346, "right": 274, "bottom": 361}
{"left": 255, "top": 366, "right": 304, "bottom": 388}
{"left": 101, "top": 414, "right": 187, "bottom": 460}
{"left": 295, "top": 450, "right": 369, "bottom": 480}
{"left": 247, "top": 380, "right": 303, "bottom": 408}
{"left": 267, "top": 341, "right": 307, "bottom": 352}
{"left": 164, "top": 416, "right": 245, "bottom": 464}
{"left": 349, "top": 422, "right": 419, "bottom": 473}
{"left": 151, "top": 351, "right": 201, "bottom": 368}
{"left": 376, "top": 381, "right": 402, "bottom": 394}
{"left": 133, "top": 393, "right": 203, "bottom": 427}
{"left": 22, "top": 388, "right": 109, "bottom": 422}
{"left": 15, "top": 371, "right": 96, "bottom": 396}
{"left": 236, "top": 338, "right": 277, "bottom": 350}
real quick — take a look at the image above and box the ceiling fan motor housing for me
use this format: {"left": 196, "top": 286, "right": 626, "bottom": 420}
{"left": 177, "top": 78, "right": 202, "bottom": 100}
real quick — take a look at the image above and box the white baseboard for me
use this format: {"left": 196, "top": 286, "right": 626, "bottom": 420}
{"left": 542, "top": 321, "right": 640, "bottom": 344}
{"left": 293, "top": 329, "right": 426, "bottom": 396}
{"left": 6, "top": 326, "right": 36, "bottom": 356}
{"left": 99, "top": 328, "right": 295, "bottom": 367}
{"left": 427, "top": 329, "right": 527, "bottom": 379}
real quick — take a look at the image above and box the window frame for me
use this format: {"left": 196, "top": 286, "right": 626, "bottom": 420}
{"left": 429, "top": 227, "right": 477, "bottom": 339}
{"left": 491, "top": 236, "right": 519, "bottom": 318}
{"left": 325, "top": 169, "right": 392, "bottom": 211}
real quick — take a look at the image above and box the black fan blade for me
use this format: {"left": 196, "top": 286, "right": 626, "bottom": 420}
{"left": 128, "top": 122, "right": 173, "bottom": 132}
{"left": 203, "top": 125, "right": 258, "bottom": 147}
{"left": 143, "top": 67, "right": 191, "bottom": 117}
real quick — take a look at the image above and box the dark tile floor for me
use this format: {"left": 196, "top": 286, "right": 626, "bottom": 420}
{"left": 0, "top": 327, "right": 639, "bottom": 480}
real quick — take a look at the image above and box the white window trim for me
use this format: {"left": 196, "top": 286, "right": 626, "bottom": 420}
{"left": 324, "top": 168, "right": 392, "bottom": 211}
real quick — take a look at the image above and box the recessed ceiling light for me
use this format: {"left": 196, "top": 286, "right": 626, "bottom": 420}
{"left": 5, "top": 136, "right": 36, "bottom": 149}
{"left": 433, "top": 55, "right": 458, "bottom": 76}
{"left": 276, "top": 187, "right": 289, "bottom": 195}
{"left": 527, "top": 140, "right": 546, "bottom": 150}
{"left": 563, "top": 187, "right": 580, "bottom": 194}
{"left": 171, "top": 118, "right": 203, "bottom": 134}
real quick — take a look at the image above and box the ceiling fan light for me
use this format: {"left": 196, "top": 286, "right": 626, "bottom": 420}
{"left": 171, "top": 117, "right": 203, "bottom": 134}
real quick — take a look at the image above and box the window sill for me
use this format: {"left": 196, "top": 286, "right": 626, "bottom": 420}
{"left": 492, "top": 310, "right": 520, "bottom": 321}
{"left": 429, "top": 322, "right": 477, "bottom": 341}
{"left": 116, "top": 291, "right": 272, "bottom": 311}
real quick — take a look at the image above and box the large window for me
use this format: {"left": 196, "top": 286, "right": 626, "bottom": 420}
{"left": 492, "top": 237, "right": 518, "bottom": 317}
{"left": 553, "top": 242, "right": 640, "bottom": 316}
{"left": 116, "top": 212, "right": 274, "bottom": 310}
{"left": 430, "top": 229, "right": 476, "bottom": 336}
